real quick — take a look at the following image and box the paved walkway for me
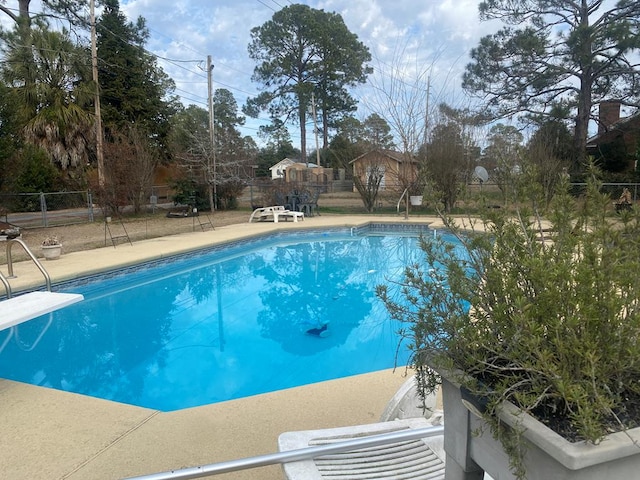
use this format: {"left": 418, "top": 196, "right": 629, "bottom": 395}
{"left": 1, "top": 214, "right": 441, "bottom": 479}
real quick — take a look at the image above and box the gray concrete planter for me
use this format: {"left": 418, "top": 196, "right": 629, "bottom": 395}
{"left": 41, "top": 244, "right": 62, "bottom": 260}
{"left": 441, "top": 376, "right": 640, "bottom": 480}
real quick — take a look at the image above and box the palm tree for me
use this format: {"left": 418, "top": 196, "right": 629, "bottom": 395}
{"left": 1, "top": 22, "right": 95, "bottom": 170}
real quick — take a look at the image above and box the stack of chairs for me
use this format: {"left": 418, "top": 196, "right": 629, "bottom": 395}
{"left": 297, "top": 189, "right": 320, "bottom": 217}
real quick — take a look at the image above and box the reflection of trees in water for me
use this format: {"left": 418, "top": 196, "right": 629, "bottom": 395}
{"left": 180, "top": 255, "right": 255, "bottom": 354}
{"left": 354, "top": 236, "right": 422, "bottom": 283}
{"left": 0, "top": 252, "right": 257, "bottom": 403}
{"left": 368, "top": 234, "right": 434, "bottom": 282}
{"left": 0, "top": 277, "right": 183, "bottom": 403}
{"left": 0, "top": 233, "right": 433, "bottom": 401}
{"left": 342, "top": 235, "right": 428, "bottom": 330}
{"left": 252, "top": 240, "right": 373, "bottom": 355}
{"left": 185, "top": 254, "right": 252, "bottom": 304}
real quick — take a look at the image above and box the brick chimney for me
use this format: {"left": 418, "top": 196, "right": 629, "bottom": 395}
{"left": 598, "top": 100, "right": 621, "bottom": 134}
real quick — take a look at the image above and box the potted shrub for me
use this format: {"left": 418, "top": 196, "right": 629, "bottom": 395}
{"left": 377, "top": 164, "right": 640, "bottom": 479}
{"left": 41, "top": 235, "right": 62, "bottom": 260}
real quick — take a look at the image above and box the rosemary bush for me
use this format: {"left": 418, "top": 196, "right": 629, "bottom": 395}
{"left": 377, "top": 165, "right": 640, "bottom": 477}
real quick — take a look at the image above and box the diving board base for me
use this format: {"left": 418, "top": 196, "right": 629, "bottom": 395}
{"left": 1, "top": 291, "right": 84, "bottom": 331}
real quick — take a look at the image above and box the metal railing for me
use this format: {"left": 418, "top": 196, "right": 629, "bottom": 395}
{"left": 397, "top": 187, "right": 410, "bottom": 219}
{"left": 4, "top": 238, "right": 52, "bottom": 296}
{"left": 0, "top": 269, "right": 11, "bottom": 298}
{"left": 123, "top": 424, "right": 444, "bottom": 480}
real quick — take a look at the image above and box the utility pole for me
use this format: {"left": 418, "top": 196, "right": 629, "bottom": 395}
{"left": 90, "top": 0, "right": 104, "bottom": 188}
{"left": 207, "top": 55, "right": 216, "bottom": 211}
{"left": 311, "top": 92, "right": 320, "bottom": 168}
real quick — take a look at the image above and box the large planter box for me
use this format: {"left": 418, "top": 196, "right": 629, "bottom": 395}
{"left": 441, "top": 377, "right": 640, "bottom": 480}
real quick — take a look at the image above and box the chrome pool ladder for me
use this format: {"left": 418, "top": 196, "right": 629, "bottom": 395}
{"left": 1, "top": 237, "right": 52, "bottom": 298}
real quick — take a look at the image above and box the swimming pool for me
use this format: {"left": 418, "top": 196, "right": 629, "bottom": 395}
{"left": 0, "top": 225, "right": 448, "bottom": 411}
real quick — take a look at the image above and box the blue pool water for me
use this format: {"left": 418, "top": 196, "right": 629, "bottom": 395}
{"left": 0, "top": 225, "right": 447, "bottom": 411}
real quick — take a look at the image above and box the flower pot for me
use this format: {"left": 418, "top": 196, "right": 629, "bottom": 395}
{"left": 409, "top": 195, "right": 423, "bottom": 206}
{"left": 440, "top": 376, "right": 640, "bottom": 480}
{"left": 41, "top": 244, "right": 62, "bottom": 260}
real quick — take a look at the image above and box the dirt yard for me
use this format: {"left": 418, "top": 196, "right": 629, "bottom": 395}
{"left": 1, "top": 190, "right": 368, "bottom": 262}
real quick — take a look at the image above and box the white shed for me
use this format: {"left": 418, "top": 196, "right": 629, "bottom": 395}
{"left": 269, "top": 158, "right": 296, "bottom": 180}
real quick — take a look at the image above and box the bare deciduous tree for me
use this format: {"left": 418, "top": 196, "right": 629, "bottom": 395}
{"left": 363, "top": 41, "right": 465, "bottom": 198}
{"left": 99, "top": 126, "right": 157, "bottom": 214}
{"left": 352, "top": 161, "right": 385, "bottom": 213}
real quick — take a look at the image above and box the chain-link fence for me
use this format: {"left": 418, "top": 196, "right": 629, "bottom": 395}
{"left": 0, "top": 191, "right": 95, "bottom": 228}
{"left": 0, "top": 185, "right": 179, "bottom": 229}
{"left": 2, "top": 182, "right": 639, "bottom": 230}
{"left": 590, "top": 183, "right": 639, "bottom": 202}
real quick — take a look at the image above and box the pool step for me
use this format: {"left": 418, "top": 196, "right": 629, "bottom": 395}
{"left": 1, "top": 291, "right": 84, "bottom": 331}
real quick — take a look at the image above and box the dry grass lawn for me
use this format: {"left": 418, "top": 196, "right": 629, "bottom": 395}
{"left": 1, "top": 190, "right": 369, "bottom": 262}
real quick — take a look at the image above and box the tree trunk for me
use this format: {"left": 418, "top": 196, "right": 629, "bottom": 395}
{"left": 573, "top": 81, "right": 592, "bottom": 172}
{"left": 573, "top": 3, "right": 592, "bottom": 172}
{"left": 18, "top": 0, "right": 30, "bottom": 19}
{"left": 208, "top": 182, "right": 215, "bottom": 213}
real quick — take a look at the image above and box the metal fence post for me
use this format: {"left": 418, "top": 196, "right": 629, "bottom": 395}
{"left": 88, "top": 191, "right": 94, "bottom": 222}
{"left": 40, "top": 192, "right": 48, "bottom": 227}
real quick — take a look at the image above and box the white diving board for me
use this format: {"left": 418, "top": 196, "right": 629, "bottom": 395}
{"left": 1, "top": 291, "right": 84, "bottom": 331}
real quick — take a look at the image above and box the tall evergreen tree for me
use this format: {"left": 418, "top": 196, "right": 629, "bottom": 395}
{"left": 311, "top": 10, "right": 371, "bottom": 149}
{"left": 245, "top": 4, "right": 371, "bottom": 162}
{"left": 463, "top": 0, "right": 640, "bottom": 169}
{"left": 214, "top": 88, "right": 245, "bottom": 163}
{"left": 362, "top": 113, "right": 395, "bottom": 150}
{"left": 0, "top": 0, "right": 88, "bottom": 29}
{"left": 96, "top": 0, "right": 176, "bottom": 154}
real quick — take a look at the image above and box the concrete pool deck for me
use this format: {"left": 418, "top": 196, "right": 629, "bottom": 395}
{"left": 1, "top": 214, "right": 443, "bottom": 480}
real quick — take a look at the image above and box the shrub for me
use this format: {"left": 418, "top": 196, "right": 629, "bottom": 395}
{"left": 377, "top": 162, "right": 640, "bottom": 477}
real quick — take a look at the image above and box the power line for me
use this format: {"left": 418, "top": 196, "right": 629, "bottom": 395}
{"left": 2, "top": 3, "right": 397, "bottom": 146}
{"left": 108, "top": 20, "right": 263, "bottom": 101}
{"left": 154, "top": 55, "right": 202, "bottom": 63}
{"left": 256, "top": 0, "right": 277, "bottom": 12}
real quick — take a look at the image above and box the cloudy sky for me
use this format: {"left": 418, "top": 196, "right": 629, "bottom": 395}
{"left": 115, "top": 0, "right": 503, "bottom": 147}
{"left": 0, "top": 1, "right": 501, "bottom": 148}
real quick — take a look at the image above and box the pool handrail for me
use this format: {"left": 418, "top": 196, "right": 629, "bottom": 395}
{"left": 0, "top": 269, "right": 11, "bottom": 298}
{"left": 5, "top": 237, "right": 52, "bottom": 294}
{"left": 122, "top": 424, "right": 444, "bottom": 480}
{"left": 397, "top": 187, "right": 410, "bottom": 219}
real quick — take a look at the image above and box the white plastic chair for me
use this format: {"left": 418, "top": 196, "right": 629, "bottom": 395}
{"left": 278, "top": 375, "right": 445, "bottom": 479}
